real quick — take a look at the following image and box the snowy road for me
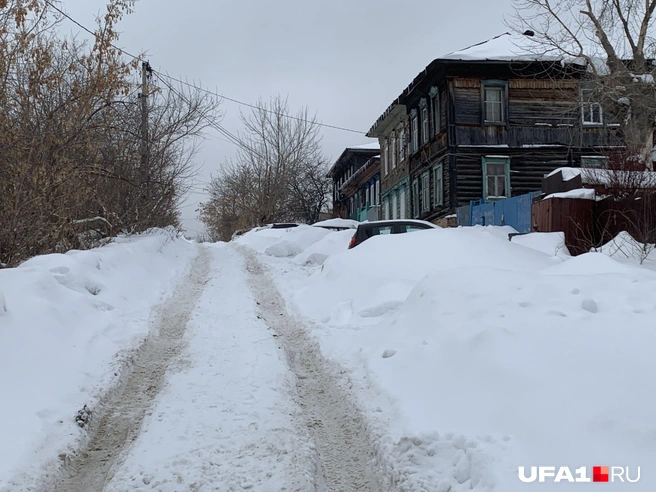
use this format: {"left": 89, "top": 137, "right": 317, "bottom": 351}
{"left": 42, "top": 242, "right": 382, "bottom": 491}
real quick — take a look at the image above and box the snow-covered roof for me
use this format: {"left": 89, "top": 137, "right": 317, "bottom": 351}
{"left": 440, "top": 32, "right": 579, "bottom": 63}
{"left": 327, "top": 143, "right": 380, "bottom": 178}
{"left": 346, "top": 142, "right": 380, "bottom": 151}
{"left": 547, "top": 167, "right": 656, "bottom": 187}
{"left": 544, "top": 188, "right": 598, "bottom": 201}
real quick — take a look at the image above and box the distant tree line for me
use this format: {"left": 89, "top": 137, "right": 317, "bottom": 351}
{"left": 0, "top": 0, "right": 221, "bottom": 267}
{"left": 199, "top": 96, "right": 332, "bottom": 242}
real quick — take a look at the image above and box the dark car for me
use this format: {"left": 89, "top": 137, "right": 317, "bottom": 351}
{"left": 348, "top": 219, "right": 439, "bottom": 249}
{"left": 269, "top": 223, "right": 300, "bottom": 229}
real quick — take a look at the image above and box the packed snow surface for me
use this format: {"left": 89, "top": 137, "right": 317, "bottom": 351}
{"left": 102, "top": 244, "right": 317, "bottom": 491}
{"left": 0, "top": 229, "right": 197, "bottom": 489}
{"left": 242, "top": 224, "right": 656, "bottom": 491}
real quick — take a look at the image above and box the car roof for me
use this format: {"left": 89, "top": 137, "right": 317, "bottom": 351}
{"left": 356, "top": 219, "right": 439, "bottom": 228}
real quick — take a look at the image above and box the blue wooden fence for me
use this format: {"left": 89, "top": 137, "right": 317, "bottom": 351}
{"left": 464, "top": 191, "right": 540, "bottom": 233}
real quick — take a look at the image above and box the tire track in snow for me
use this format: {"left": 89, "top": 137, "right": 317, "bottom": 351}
{"left": 47, "top": 245, "right": 211, "bottom": 492}
{"left": 238, "top": 245, "right": 383, "bottom": 492}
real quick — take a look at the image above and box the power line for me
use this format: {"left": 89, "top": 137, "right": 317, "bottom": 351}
{"left": 153, "top": 70, "right": 367, "bottom": 135}
{"left": 154, "top": 73, "right": 266, "bottom": 158}
{"left": 43, "top": 0, "right": 141, "bottom": 61}
{"left": 44, "top": 0, "right": 368, "bottom": 136}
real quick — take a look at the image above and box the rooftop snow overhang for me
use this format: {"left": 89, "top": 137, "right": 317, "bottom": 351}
{"left": 367, "top": 32, "right": 586, "bottom": 137}
{"left": 326, "top": 145, "right": 380, "bottom": 178}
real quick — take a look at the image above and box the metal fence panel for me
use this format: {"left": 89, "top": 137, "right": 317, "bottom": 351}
{"left": 469, "top": 192, "right": 539, "bottom": 233}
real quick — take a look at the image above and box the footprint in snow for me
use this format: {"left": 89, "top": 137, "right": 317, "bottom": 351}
{"left": 382, "top": 349, "right": 397, "bottom": 358}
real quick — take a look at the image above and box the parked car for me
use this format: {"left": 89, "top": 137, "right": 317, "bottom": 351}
{"left": 311, "top": 218, "right": 360, "bottom": 231}
{"left": 268, "top": 223, "right": 300, "bottom": 229}
{"left": 348, "top": 219, "right": 439, "bottom": 249}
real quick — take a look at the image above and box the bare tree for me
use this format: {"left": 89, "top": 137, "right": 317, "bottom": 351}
{"left": 199, "top": 96, "right": 330, "bottom": 241}
{"left": 509, "top": 0, "right": 656, "bottom": 161}
{"left": 566, "top": 150, "right": 656, "bottom": 262}
{"left": 0, "top": 0, "right": 222, "bottom": 266}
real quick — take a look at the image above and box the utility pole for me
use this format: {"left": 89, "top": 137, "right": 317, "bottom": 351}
{"left": 139, "top": 61, "right": 152, "bottom": 202}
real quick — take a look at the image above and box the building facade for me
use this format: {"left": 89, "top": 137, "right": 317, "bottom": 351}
{"left": 367, "top": 32, "right": 622, "bottom": 225}
{"left": 326, "top": 143, "right": 381, "bottom": 221}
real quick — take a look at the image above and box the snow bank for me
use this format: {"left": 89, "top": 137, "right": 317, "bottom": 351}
{"left": 595, "top": 231, "right": 656, "bottom": 264}
{"left": 293, "top": 229, "right": 354, "bottom": 266}
{"left": 349, "top": 256, "right": 656, "bottom": 490}
{"left": 294, "top": 226, "right": 559, "bottom": 326}
{"left": 247, "top": 223, "right": 656, "bottom": 490}
{"left": 237, "top": 224, "right": 331, "bottom": 258}
{"left": 0, "top": 229, "right": 197, "bottom": 487}
{"left": 510, "top": 231, "right": 570, "bottom": 257}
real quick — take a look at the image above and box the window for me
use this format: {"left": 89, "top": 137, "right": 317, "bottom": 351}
{"left": 411, "top": 110, "right": 419, "bottom": 153}
{"left": 421, "top": 171, "right": 430, "bottom": 212}
{"left": 375, "top": 178, "right": 380, "bottom": 205}
{"left": 392, "top": 192, "right": 398, "bottom": 219}
{"left": 405, "top": 225, "right": 430, "bottom": 233}
{"left": 399, "top": 186, "right": 406, "bottom": 219}
{"left": 430, "top": 86, "right": 440, "bottom": 134}
{"left": 398, "top": 129, "right": 405, "bottom": 161}
{"left": 483, "top": 82, "right": 506, "bottom": 124}
{"left": 421, "top": 107, "right": 429, "bottom": 144}
{"left": 581, "top": 156, "right": 609, "bottom": 169}
{"left": 581, "top": 88, "right": 603, "bottom": 125}
{"left": 368, "top": 225, "right": 393, "bottom": 236}
{"left": 391, "top": 134, "right": 396, "bottom": 169}
{"left": 412, "top": 178, "right": 420, "bottom": 218}
{"left": 433, "top": 163, "right": 443, "bottom": 207}
{"left": 482, "top": 157, "right": 511, "bottom": 199}
{"left": 384, "top": 140, "right": 389, "bottom": 175}
{"left": 384, "top": 197, "right": 390, "bottom": 220}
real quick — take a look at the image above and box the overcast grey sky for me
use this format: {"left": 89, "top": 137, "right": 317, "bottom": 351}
{"left": 62, "top": 0, "right": 515, "bottom": 236}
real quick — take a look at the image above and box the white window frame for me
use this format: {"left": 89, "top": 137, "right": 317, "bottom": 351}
{"left": 375, "top": 178, "right": 380, "bottom": 205}
{"left": 581, "top": 88, "right": 603, "bottom": 126}
{"left": 412, "top": 178, "right": 420, "bottom": 218}
{"left": 398, "top": 128, "right": 405, "bottom": 161}
{"left": 421, "top": 107, "right": 429, "bottom": 144}
{"left": 392, "top": 192, "right": 398, "bottom": 219}
{"left": 430, "top": 86, "right": 441, "bottom": 134}
{"left": 399, "top": 186, "right": 406, "bottom": 219}
{"left": 391, "top": 133, "right": 396, "bottom": 169}
{"left": 433, "top": 163, "right": 444, "bottom": 207}
{"left": 421, "top": 171, "right": 430, "bottom": 213}
{"left": 383, "top": 140, "right": 389, "bottom": 175}
{"left": 411, "top": 111, "right": 419, "bottom": 154}
{"left": 482, "top": 156, "right": 511, "bottom": 200}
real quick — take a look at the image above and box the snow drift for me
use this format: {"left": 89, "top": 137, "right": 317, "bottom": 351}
{"left": 244, "top": 224, "right": 656, "bottom": 491}
{"left": 0, "top": 228, "right": 197, "bottom": 488}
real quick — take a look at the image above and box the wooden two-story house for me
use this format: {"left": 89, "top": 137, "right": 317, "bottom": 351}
{"left": 367, "top": 104, "right": 410, "bottom": 220}
{"left": 367, "top": 32, "right": 622, "bottom": 224}
{"left": 327, "top": 143, "right": 381, "bottom": 221}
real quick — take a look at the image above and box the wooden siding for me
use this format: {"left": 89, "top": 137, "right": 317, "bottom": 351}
{"left": 409, "top": 153, "right": 453, "bottom": 223}
{"left": 451, "top": 76, "right": 619, "bottom": 148}
{"left": 455, "top": 148, "right": 574, "bottom": 206}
